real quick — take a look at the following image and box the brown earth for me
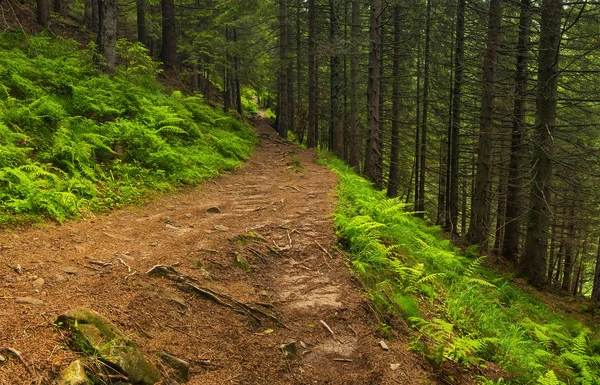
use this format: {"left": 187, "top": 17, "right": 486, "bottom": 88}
{"left": 0, "top": 116, "right": 440, "bottom": 384}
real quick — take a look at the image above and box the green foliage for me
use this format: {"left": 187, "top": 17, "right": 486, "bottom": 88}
{"left": 321, "top": 152, "right": 600, "bottom": 384}
{"left": 0, "top": 32, "right": 255, "bottom": 225}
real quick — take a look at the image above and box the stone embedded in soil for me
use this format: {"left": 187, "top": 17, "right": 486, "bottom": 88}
{"left": 55, "top": 360, "right": 91, "bottom": 385}
{"left": 390, "top": 363, "right": 400, "bottom": 370}
{"left": 234, "top": 254, "right": 251, "bottom": 271}
{"left": 214, "top": 224, "right": 229, "bottom": 232}
{"left": 0, "top": 354, "right": 5, "bottom": 362}
{"left": 56, "top": 307, "right": 161, "bottom": 385}
{"left": 16, "top": 297, "right": 46, "bottom": 306}
{"left": 378, "top": 340, "right": 389, "bottom": 351}
{"left": 158, "top": 352, "right": 190, "bottom": 382}
{"left": 54, "top": 274, "right": 67, "bottom": 282}
{"left": 32, "top": 278, "right": 45, "bottom": 288}
{"left": 60, "top": 266, "right": 79, "bottom": 275}
{"left": 280, "top": 341, "right": 298, "bottom": 360}
{"left": 205, "top": 206, "right": 222, "bottom": 214}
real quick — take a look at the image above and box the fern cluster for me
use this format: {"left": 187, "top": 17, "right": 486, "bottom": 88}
{"left": 0, "top": 31, "right": 256, "bottom": 224}
{"left": 321, "top": 152, "right": 600, "bottom": 384}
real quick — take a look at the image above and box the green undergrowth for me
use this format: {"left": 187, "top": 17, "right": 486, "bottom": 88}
{"left": 321, "top": 152, "right": 600, "bottom": 385}
{"left": 0, "top": 31, "right": 255, "bottom": 225}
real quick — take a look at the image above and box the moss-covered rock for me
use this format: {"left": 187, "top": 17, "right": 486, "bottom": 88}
{"left": 56, "top": 307, "right": 161, "bottom": 385}
{"left": 55, "top": 360, "right": 90, "bottom": 385}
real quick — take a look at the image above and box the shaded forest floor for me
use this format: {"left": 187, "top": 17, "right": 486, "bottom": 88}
{"left": 0, "top": 115, "right": 448, "bottom": 384}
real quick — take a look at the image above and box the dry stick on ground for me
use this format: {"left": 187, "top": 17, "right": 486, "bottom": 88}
{"left": 248, "top": 247, "right": 268, "bottom": 264}
{"left": 0, "top": 347, "right": 32, "bottom": 374}
{"left": 320, "top": 320, "right": 341, "bottom": 343}
{"left": 315, "top": 241, "right": 334, "bottom": 259}
{"left": 116, "top": 258, "right": 132, "bottom": 273}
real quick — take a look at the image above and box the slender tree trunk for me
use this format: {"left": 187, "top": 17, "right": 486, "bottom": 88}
{"left": 562, "top": 210, "right": 575, "bottom": 292}
{"left": 37, "top": 0, "right": 50, "bottom": 27}
{"left": 591, "top": 237, "right": 600, "bottom": 302}
{"left": 136, "top": 0, "right": 148, "bottom": 46}
{"left": 363, "top": 0, "right": 383, "bottom": 189}
{"left": 387, "top": 5, "right": 402, "bottom": 198}
{"left": 296, "top": 0, "right": 303, "bottom": 140}
{"left": 287, "top": 7, "right": 295, "bottom": 137}
{"left": 330, "top": 0, "right": 344, "bottom": 159}
{"left": 573, "top": 241, "right": 585, "bottom": 296}
{"left": 547, "top": 219, "right": 558, "bottom": 283}
{"left": 348, "top": 0, "right": 361, "bottom": 171}
{"left": 467, "top": 0, "right": 502, "bottom": 249}
{"left": 446, "top": 0, "right": 465, "bottom": 235}
{"left": 520, "top": 0, "right": 562, "bottom": 287}
{"left": 414, "top": 45, "right": 421, "bottom": 212}
{"left": 161, "top": 0, "right": 177, "bottom": 69}
{"left": 279, "top": 0, "right": 289, "bottom": 139}
{"left": 502, "top": 0, "right": 531, "bottom": 263}
{"left": 417, "top": 0, "right": 431, "bottom": 217}
{"left": 97, "top": 0, "right": 117, "bottom": 76}
{"left": 493, "top": 163, "right": 507, "bottom": 254}
{"left": 307, "top": 0, "right": 317, "bottom": 148}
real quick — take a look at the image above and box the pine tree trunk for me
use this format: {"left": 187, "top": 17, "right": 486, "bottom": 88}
{"left": 330, "top": 0, "right": 344, "bottom": 159}
{"left": 161, "top": 0, "right": 177, "bottom": 69}
{"left": 136, "top": 0, "right": 148, "bottom": 46}
{"left": 520, "top": 0, "right": 562, "bottom": 288}
{"left": 467, "top": 0, "right": 502, "bottom": 249}
{"left": 591, "top": 237, "right": 600, "bottom": 302}
{"left": 37, "top": 0, "right": 50, "bottom": 27}
{"left": 417, "top": 0, "right": 431, "bottom": 217}
{"left": 562, "top": 213, "right": 575, "bottom": 292}
{"left": 97, "top": 0, "right": 117, "bottom": 75}
{"left": 287, "top": 7, "right": 295, "bottom": 138}
{"left": 348, "top": 0, "right": 361, "bottom": 171}
{"left": 296, "top": 0, "right": 303, "bottom": 141}
{"left": 387, "top": 5, "right": 401, "bottom": 198}
{"left": 363, "top": 0, "right": 383, "bottom": 189}
{"left": 446, "top": 0, "right": 465, "bottom": 235}
{"left": 502, "top": 0, "right": 531, "bottom": 263}
{"left": 279, "top": 0, "right": 289, "bottom": 139}
{"left": 307, "top": 0, "right": 317, "bottom": 148}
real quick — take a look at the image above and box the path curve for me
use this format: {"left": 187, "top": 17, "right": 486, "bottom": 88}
{"left": 0, "top": 116, "right": 429, "bottom": 384}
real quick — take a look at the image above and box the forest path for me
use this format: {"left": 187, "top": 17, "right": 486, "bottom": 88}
{"left": 0, "top": 115, "right": 430, "bottom": 384}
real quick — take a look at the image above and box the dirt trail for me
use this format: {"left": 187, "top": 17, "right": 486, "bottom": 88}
{"left": 0, "top": 116, "right": 431, "bottom": 384}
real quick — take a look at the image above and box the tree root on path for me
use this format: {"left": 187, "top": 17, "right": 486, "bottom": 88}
{"left": 146, "top": 265, "right": 286, "bottom": 328}
{"left": 0, "top": 347, "right": 32, "bottom": 374}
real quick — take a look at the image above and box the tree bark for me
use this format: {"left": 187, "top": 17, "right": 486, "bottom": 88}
{"left": 445, "top": 0, "right": 465, "bottom": 235}
{"left": 363, "top": 0, "right": 383, "bottom": 189}
{"left": 279, "top": 0, "right": 289, "bottom": 139}
{"left": 136, "top": 0, "right": 148, "bottom": 46}
{"left": 467, "top": 0, "right": 502, "bottom": 249}
{"left": 37, "top": 0, "right": 50, "bottom": 27}
{"left": 161, "top": 0, "right": 177, "bottom": 69}
{"left": 520, "top": 0, "right": 562, "bottom": 288}
{"left": 330, "top": 0, "right": 344, "bottom": 159}
{"left": 502, "top": 0, "right": 531, "bottom": 263}
{"left": 387, "top": 5, "right": 401, "bottom": 198}
{"left": 348, "top": 0, "right": 361, "bottom": 171}
{"left": 97, "top": 0, "right": 117, "bottom": 75}
{"left": 307, "top": 0, "right": 317, "bottom": 148}
{"left": 591, "top": 237, "right": 600, "bottom": 302}
{"left": 416, "top": 0, "right": 432, "bottom": 217}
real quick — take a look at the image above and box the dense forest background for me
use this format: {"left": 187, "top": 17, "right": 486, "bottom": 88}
{"left": 3, "top": 0, "right": 600, "bottom": 301}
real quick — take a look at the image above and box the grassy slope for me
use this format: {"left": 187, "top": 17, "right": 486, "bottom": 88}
{"left": 321, "top": 153, "right": 600, "bottom": 385}
{"left": 0, "top": 31, "right": 255, "bottom": 225}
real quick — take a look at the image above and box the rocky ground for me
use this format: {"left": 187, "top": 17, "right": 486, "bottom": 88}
{"left": 0, "top": 116, "right": 437, "bottom": 384}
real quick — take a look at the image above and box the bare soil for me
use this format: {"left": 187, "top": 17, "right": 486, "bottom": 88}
{"left": 0, "top": 116, "right": 438, "bottom": 384}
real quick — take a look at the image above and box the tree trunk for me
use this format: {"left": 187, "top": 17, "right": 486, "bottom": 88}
{"left": 287, "top": 6, "right": 295, "bottom": 138}
{"left": 37, "top": 0, "right": 50, "bottom": 27}
{"left": 562, "top": 212, "right": 575, "bottom": 293}
{"left": 136, "top": 0, "right": 148, "bottom": 46}
{"left": 502, "top": 0, "right": 531, "bottom": 263}
{"left": 416, "top": 0, "right": 431, "bottom": 217}
{"left": 520, "top": 0, "right": 562, "bottom": 288}
{"left": 307, "top": 0, "right": 317, "bottom": 148}
{"left": 296, "top": 0, "right": 303, "bottom": 140}
{"left": 363, "top": 0, "right": 383, "bottom": 189}
{"left": 279, "top": 0, "right": 289, "bottom": 139}
{"left": 97, "top": 0, "right": 117, "bottom": 76}
{"left": 467, "top": 0, "right": 502, "bottom": 249}
{"left": 161, "top": 0, "right": 177, "bottom": 69}
{"left": 330, "top": 0, "right": 344, "bottom": 159}
{"left": 591, "top": 237, "right": 600, "bottom": 302}
{"left": 348, "top": 0, "right": 361, "bottom": 171}
{"left": 387, "top": 5, "right": 401, "bottom": 198}
{"left": 445, "top": 0, "right": 465, "bottom": 235}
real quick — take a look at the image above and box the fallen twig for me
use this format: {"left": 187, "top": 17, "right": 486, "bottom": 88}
{"left": 0, "top": 347, "right": 32, "bottom": 374}
{"left": 320, "top": 320, "right": 341, "bottom": 343}
{"left": 332, "top": 358, "right": 353, "bottom": 362}
{"left": 315, "top": 241, "right": 334, "bottom": 259}
{"left": 86, "top": 258, "right": 113, "bottom": 267}
{"left": 116, "top": 258, "right": 132, "bottom": 273}
{"left": 248, "top": 247, "right": 268, "bottom": 264}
